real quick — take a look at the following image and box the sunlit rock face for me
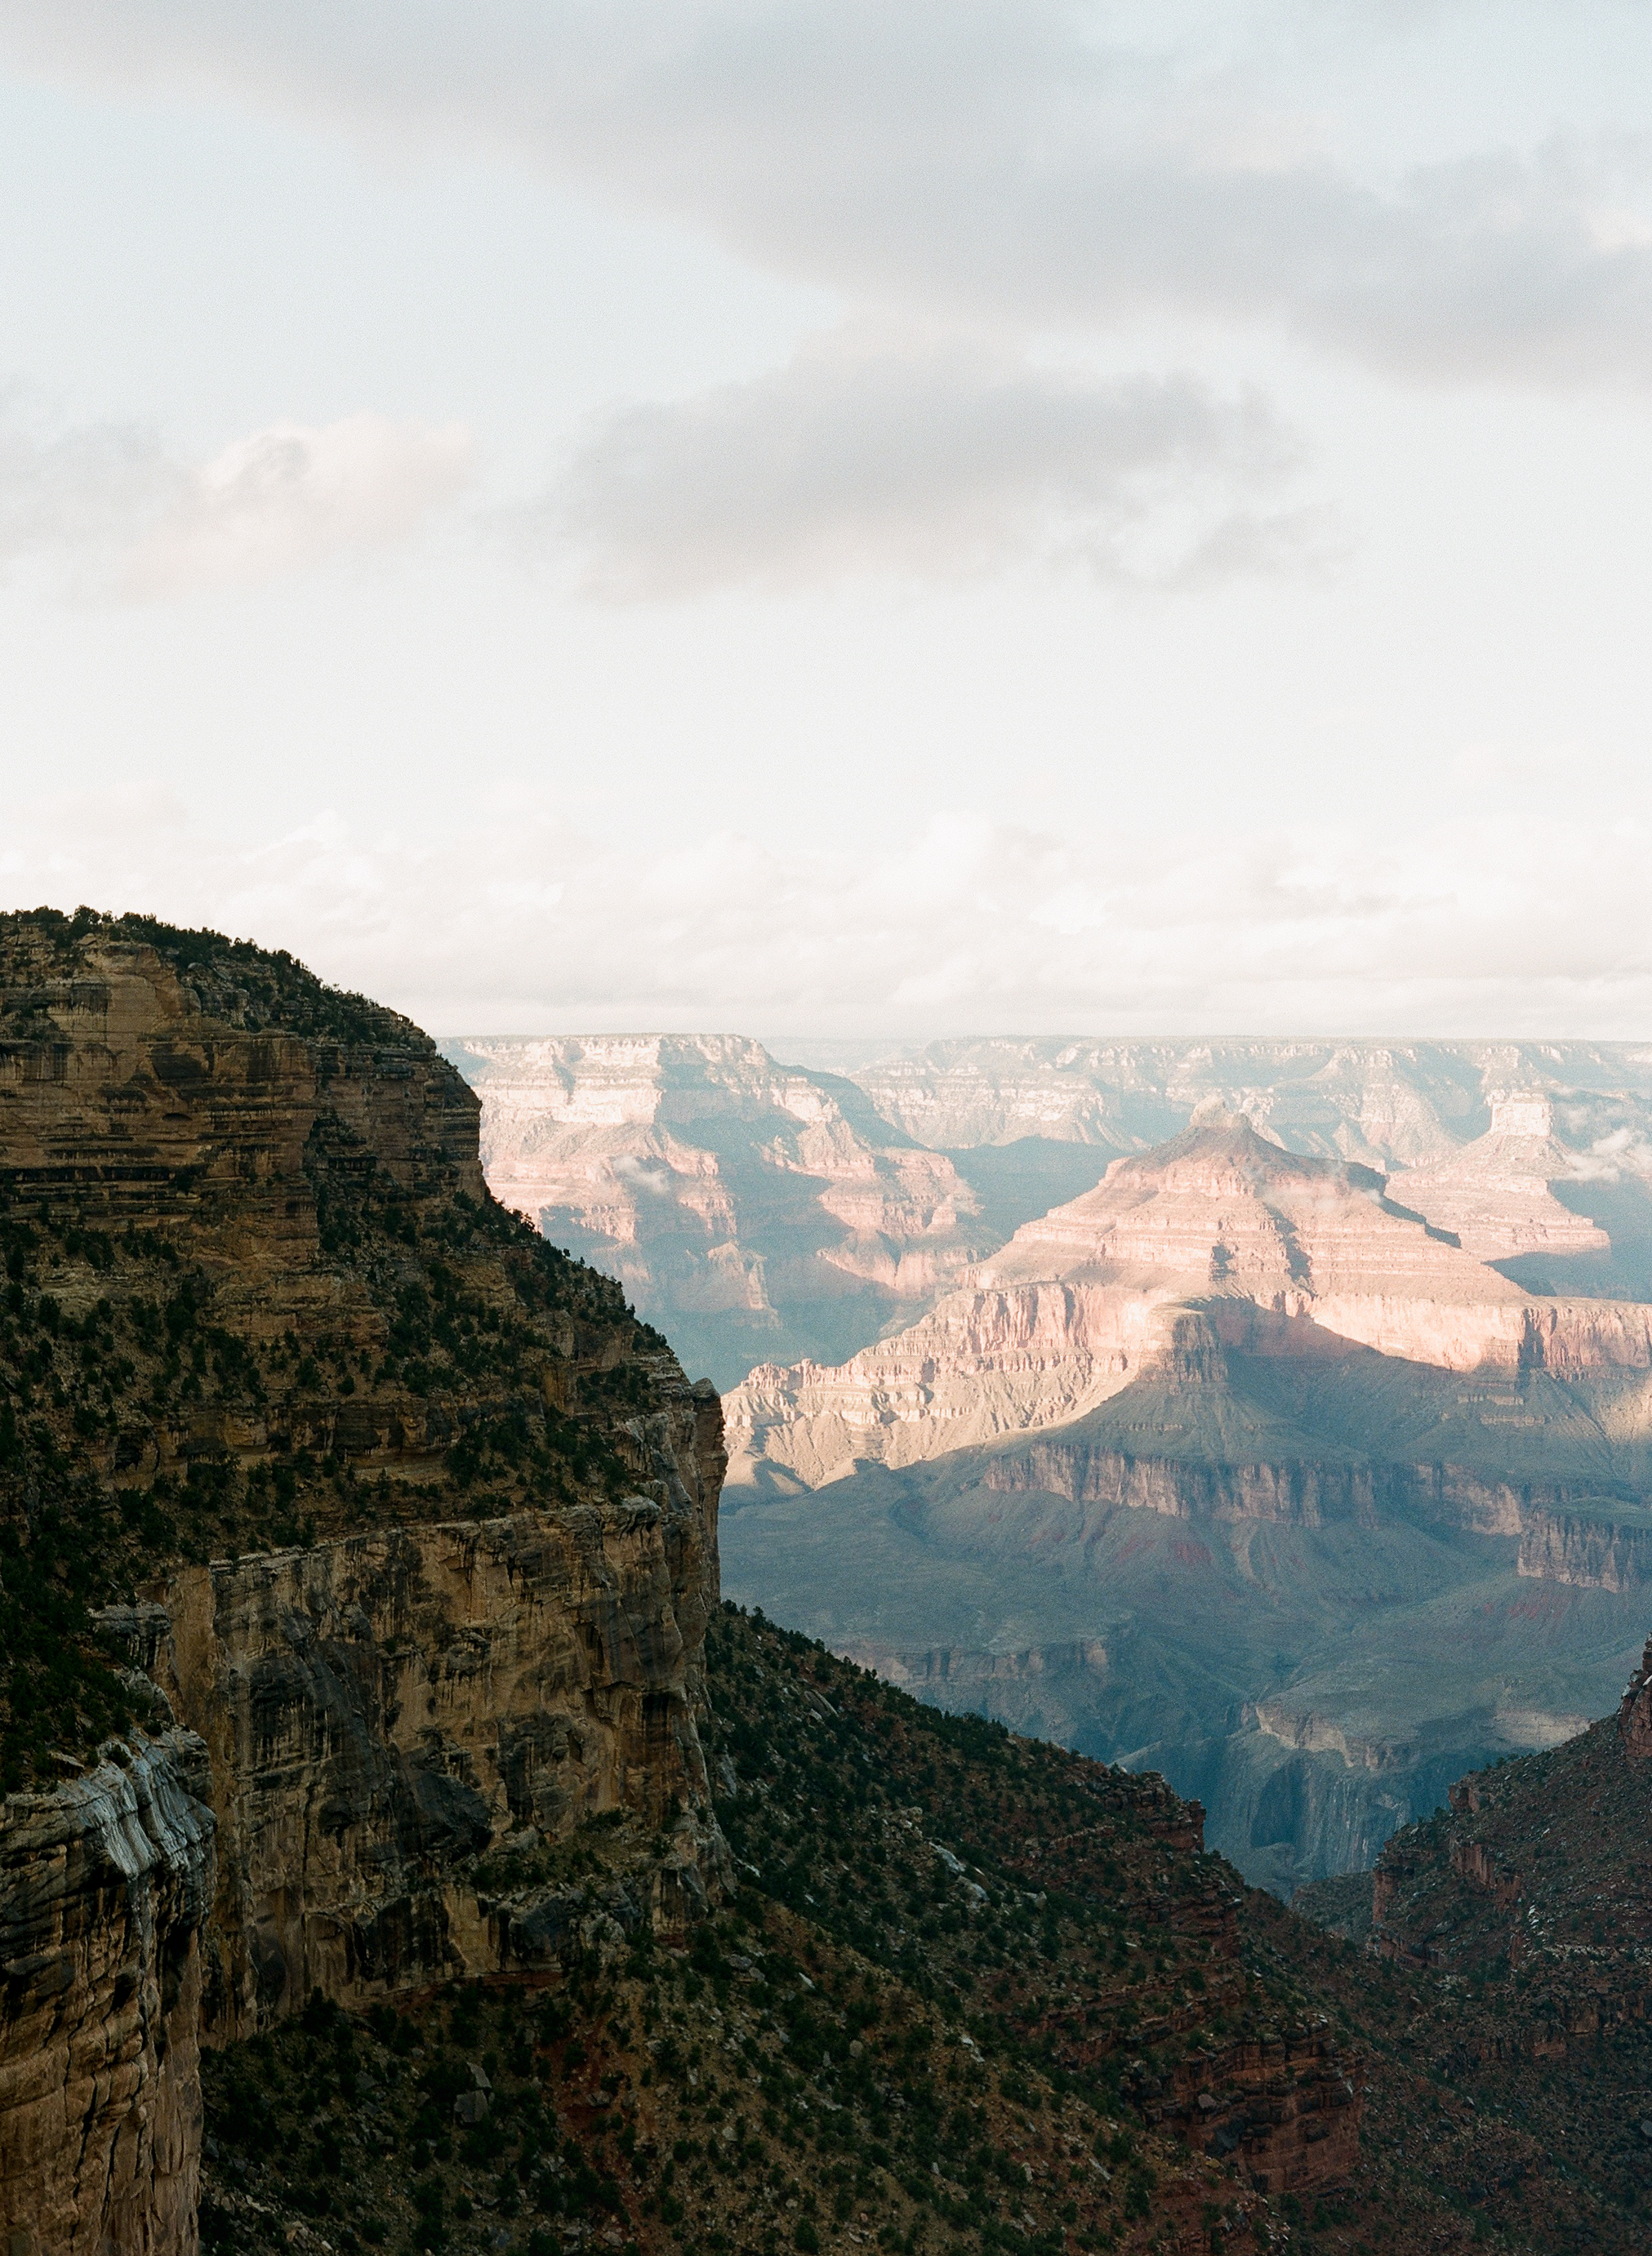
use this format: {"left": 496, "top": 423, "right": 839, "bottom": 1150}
{"left": 1384, "top": 1092, "right": 1652, "bottom": 1305}
{"left": 443, "top": 1034, "right": 997, "bottom": 1388}
{"left": 726, "top": 1115, "right": 1652, "bottom": 1490}
{"left": 721, "top": 1108, "right": 1652, "bottom": 1891}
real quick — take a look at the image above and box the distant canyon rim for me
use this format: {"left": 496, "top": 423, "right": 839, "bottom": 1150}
{"left": 444, "top": 1035, "right": 1652, "bottom": 1891}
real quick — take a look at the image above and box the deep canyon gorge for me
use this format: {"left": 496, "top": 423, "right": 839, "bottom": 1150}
{"left": 452, "top": 1037, "right": 1652, "bottom": 1890}
{"left": 9, "top": 919, "right": 1652, "bottom": 2256}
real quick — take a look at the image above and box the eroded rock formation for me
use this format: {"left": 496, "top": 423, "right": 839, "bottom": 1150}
{"left": 0, "top": 911, "right": 727, "bottom": 2255}
{"left": 442, "top": 1035, "right": 997, "bottom": 1389}
{"left": 842, "top": 1036, "right": 1652, "bottom": 1169}
{"left": 727, "top": 1115, "right": 1652, "bottom": 1490}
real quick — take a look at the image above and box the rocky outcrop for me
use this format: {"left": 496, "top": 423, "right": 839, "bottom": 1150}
{"left": 0, "top": 1732, "right": 215, "bottom": 2256}
{"left": 1617, "top": 1632, "right": 1652, "bottom": 1758}
{"left": 0, "top": 913, "right": 731, "bottom": 2255}
{"left": 442, "top": 1035, "right": 994, "bottom": 1388}
{"left": 1163, "top": 2029, "right": 1362, "bottom": 2192}
{"left": 1390, "top": 1094, "right": 1613, "bottom": 1263}
{"left": 1516, "top": 1506, "right": 1652, "bottom": 1592}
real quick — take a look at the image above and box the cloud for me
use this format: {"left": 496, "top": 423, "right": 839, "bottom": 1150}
{"left": 0, "top": 401, "right": 472, "bottom": 595}
{"left": 540, "top": 329, "right": 1326, "bottom": 595}
{"left": 122, "top": 413, "right": 474, "bottom": 595}
{"left": 6, "top": 786, "right": 1652, "bottom": 1041}
{"left": 6, "top": 3, "right": 1652, "bottom": 386}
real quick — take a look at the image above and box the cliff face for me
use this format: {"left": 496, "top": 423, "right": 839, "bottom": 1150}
{"left": 103, "top": 1491, "right": 722, "bottom": 2049}
{"left": 0, "top": 911, "right": 726, "bottom": 2256}
{"left": 441, "top": 1035, "right": 997, "bottom": 1389}
{"left": 0, "top": 1732, "right": 215, "bottom": 2256}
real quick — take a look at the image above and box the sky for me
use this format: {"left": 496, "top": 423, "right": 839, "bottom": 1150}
{"left": 2, "top": 1, "right": 1652, "bottom": 1039}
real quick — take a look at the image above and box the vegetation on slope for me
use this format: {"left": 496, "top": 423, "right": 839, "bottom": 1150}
{"left": 0, "top": 909, "right": 669, "bottom": 1790}
{"left": 203, "top": 1606, "right": 1652, "bottom": 2256}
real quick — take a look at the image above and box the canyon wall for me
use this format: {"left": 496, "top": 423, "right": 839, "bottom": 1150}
{"left": 0, "top": 914, "right": 728, "bottom": 2256}
{"left": 442, "top": 1035, "right": 1002, "bottom": 1390}
{"left": 840, "top": 1037, "right": 1652, "bottom": 1167}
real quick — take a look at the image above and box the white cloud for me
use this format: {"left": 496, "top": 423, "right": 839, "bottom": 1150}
{"left": 0, "top": 401, "right": 471, "bottom": 595}
{"left": 122, "top": 413, "right": 474, "bottom": 595}
{"left": 540, "top": 329, "right": 1326, "bottom": 595}
{"left": 6, "top": 786, "right": 1652, "bottom": 1040}
{"left": 6, "top": 3, "right": 1652, "bottom": 387}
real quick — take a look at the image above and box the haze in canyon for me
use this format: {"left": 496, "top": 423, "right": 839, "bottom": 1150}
{"left": 450, "top": 1033, "right": 1652, "bottom": 1890}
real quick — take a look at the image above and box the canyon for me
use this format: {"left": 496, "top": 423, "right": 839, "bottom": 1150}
{"left": 444, "top": 1032, "right": 1652, "bottom": 1892}
{"left": 8, "top": 926, "right": 1652, "bottom": 2255}
{"left": 715, "top": 1099, "right": 1652, "bottom": 1891}
{"left": 0, "top": 914, "right": 1428, "bottom": 2256}
{"left": 440, "top": 1036, "right": 1017, "bottom": 1391}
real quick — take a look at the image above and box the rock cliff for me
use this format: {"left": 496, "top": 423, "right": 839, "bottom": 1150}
{"left": 0, "top": 1730, "right": 215, "bottom": 2256}
{"left": 441, "top": 1035, "right": 1000, "bottom": 1389}
{"left": 0, "top": 910, "right": 725, "bottom": 2255}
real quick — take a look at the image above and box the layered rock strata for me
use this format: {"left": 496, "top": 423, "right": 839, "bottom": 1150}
{"left": 1389, "top": 1093, "right": 1613, "bottom": 1265}
{"left": 843, "top": 1036, "right": 1652, "bottom": 1168}
{"left": 728, "top": 1116, "right": 1652, "bottom": 1489}
{"left": 443, "top": 1035, "right": 995, "bottom": 1388}
{"left": 0, "top": 911, "right": 728, "bottom": 2255}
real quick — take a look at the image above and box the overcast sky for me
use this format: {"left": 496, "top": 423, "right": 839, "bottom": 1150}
{"left": 3, "top": 1, "right": 1652, "bottom": 1037}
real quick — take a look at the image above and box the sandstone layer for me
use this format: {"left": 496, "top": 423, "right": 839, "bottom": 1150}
{"left": 843, "top": 1036, "right": 1652, "bottom": 1170}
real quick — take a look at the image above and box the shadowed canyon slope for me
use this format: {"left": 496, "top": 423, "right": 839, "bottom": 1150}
{"left": 722, "top": 1105, "right": 1652, "bottom": 1892}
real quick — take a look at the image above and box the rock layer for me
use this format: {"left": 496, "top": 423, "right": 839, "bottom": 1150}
{"left": 728, "top": 1118, "right": 1652, "bottom": 1490}
{"left": 0, "top": 1731, "right": 215, "bottom": 2256}
{"left": 843, "top": 1036, "right": 1652, "bottom": 1168}
{"left": 723, "top": 1115, "right": 1652, "bottom": 1886}
{"left": 0, "top": 912, "right": 729, "bottom": 2255}
{"left": 443, "top": 1035, "right": 995, "bottom": 1389}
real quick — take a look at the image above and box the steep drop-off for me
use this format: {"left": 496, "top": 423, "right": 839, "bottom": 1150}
{"left": 189, "top": 1605, "right": 1652, "bottom": 2256}
{"left": 14, "top": 925, "right": 1652, "bottom": 2256}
